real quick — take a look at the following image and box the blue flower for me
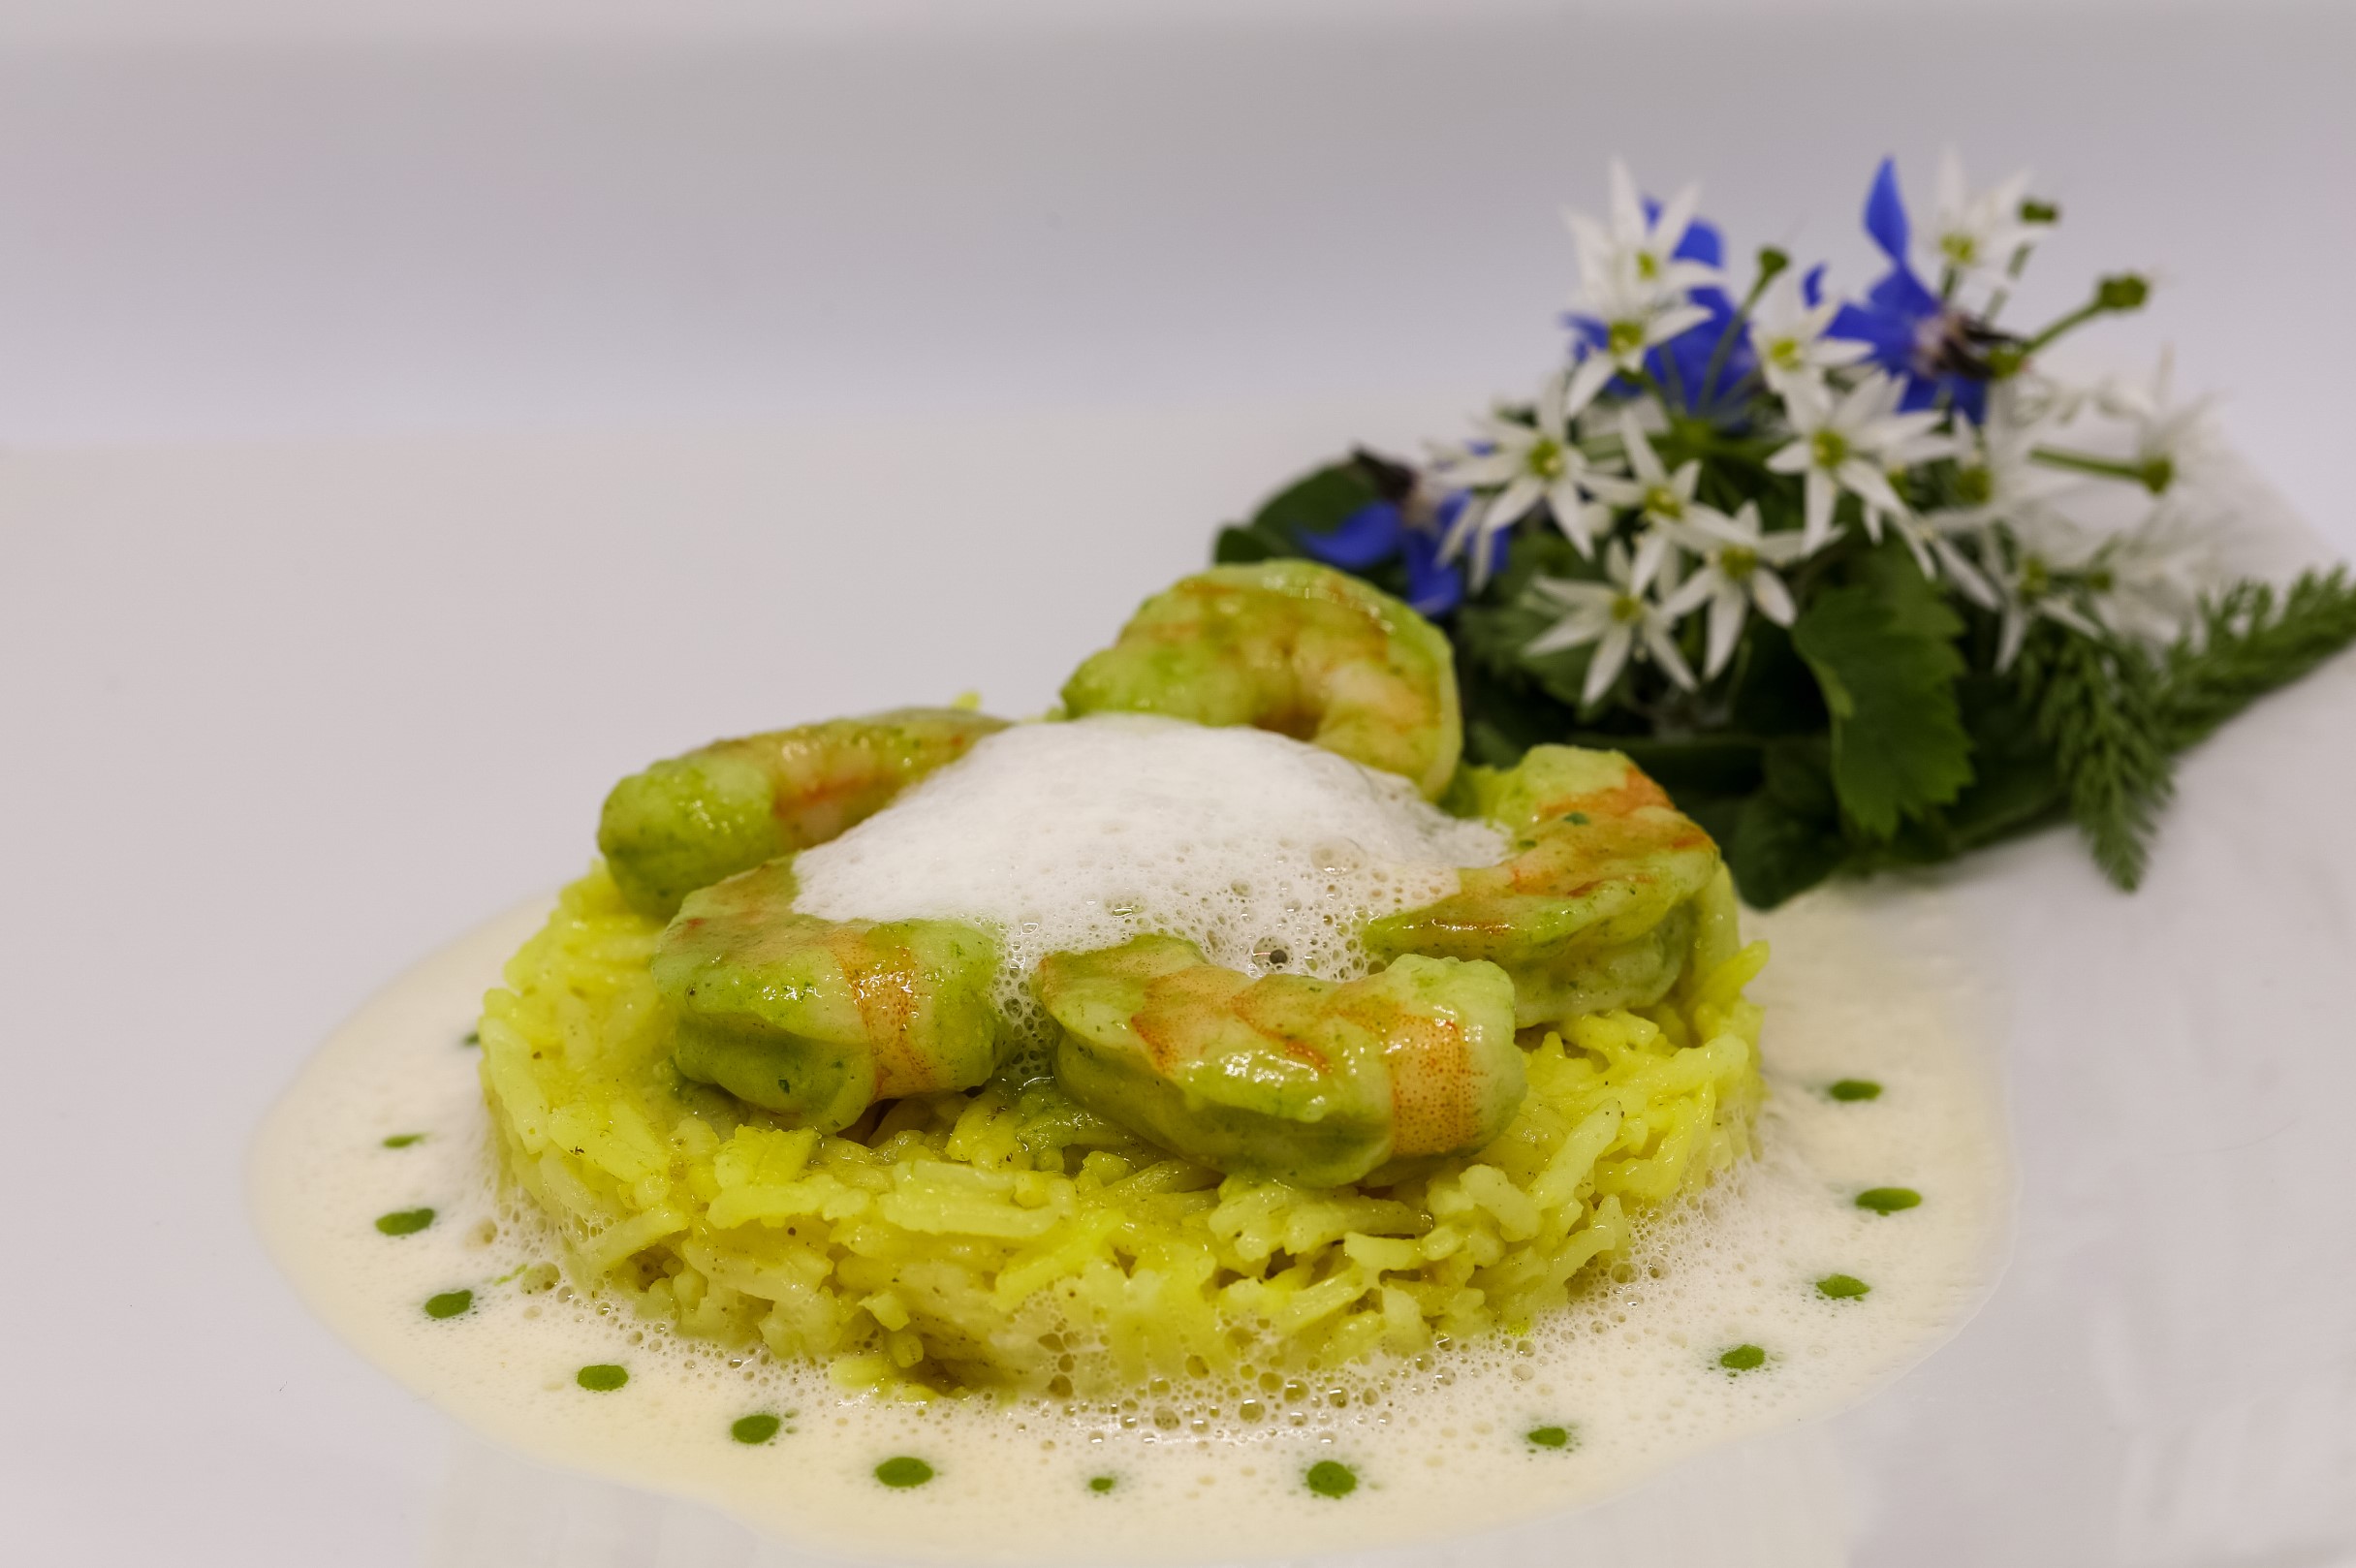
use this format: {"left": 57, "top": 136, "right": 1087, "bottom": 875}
{"left": 1565, "top": 207, "right": 1755, "bottom": 418}
{"left": 1297, "top": 492, "right": 1500, "bottom": 617}
{"left": 1827, "top": 158, "right": 1991, "bottom": 423}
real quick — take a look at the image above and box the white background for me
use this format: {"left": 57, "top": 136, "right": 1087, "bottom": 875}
{"left": 3, "top": 2, "right": 2353, "bottom": 1564}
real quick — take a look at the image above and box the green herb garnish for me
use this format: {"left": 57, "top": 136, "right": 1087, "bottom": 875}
{"left": 1304, "top": 1459, "right": 1358, "bottom": 1498}
{"left": 1203, "top": 158, "right": 2356, "bottom": 905}
{"left": 875, "top": 1457, "right": 934, "bottom": 1489}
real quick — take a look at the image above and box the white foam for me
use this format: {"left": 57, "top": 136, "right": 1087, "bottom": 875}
{"left": 790, "top": 715, "right": 1506, "bottom": 1042}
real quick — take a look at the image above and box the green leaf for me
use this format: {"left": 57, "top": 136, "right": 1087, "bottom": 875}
{"left": 2014, "top": 628, "right": 2173, "bottom": 890}
{"left": 1722, "top": 738, "right": 1848, "bottom": 908}
{"left": 1724, "top": 618, "right": 1828, "bottom": 737}
{"left": 1942, "top": 674, "right": 2065, "bottom": 850}
{"left": 1212, "top": 459, "right": 1382, "bottom": 566}
{"left": 1789, "top": 562, "right": 1973, "bottom": 840}
{"left": 2156, "top": 567, "right": 2356, "bottom": 751}
{"left": 1255, "top": 461, "right": 1382, "bottom": 544}
{"left": 1212, "top": 522, "right": 1295, "bottom": 564}
{"left": 1456, "top": 660, "right": 1578, "bottom": 768}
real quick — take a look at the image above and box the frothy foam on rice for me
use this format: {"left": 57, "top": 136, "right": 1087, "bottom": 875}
{"left": 790, "top": 714, "right": 1505, "bottom": 1038}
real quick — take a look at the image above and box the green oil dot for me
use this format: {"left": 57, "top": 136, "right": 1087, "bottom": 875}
{"left": 1086, "top": 1475, "right": 1117, "bottom": 1494}
{"left": 1718, "top": 1343, "right": 1767, "bottom": 1371}
{"left": 1856, "top": 1187, "right": 1922, "bottom": 1215}
{"left": 1304, "top": 1460, "right": 1358, "bottom": 1498}
{"left": 382, "top": 1133, "right": 424, "bottom": 1148}
{"left": 1828, "top": 1079, "right": 1882, "bottom": 1102}
{"left": 875, "top": 1457, "right": 934, "bottom": 1489}
{"left": 731, "top": 1413, "right": 782, "bottom": 1445}
{"left": 1816, "top": 1273, "right": 1871, "bottom": 1301}
{"left": 577, "top": 1364, "right": 629, "bottom": 1392}
{"left": 374, "top": 1207, "right": 435, "bottom": 1237}
{"left": 423, "top": 1289, "right": 473, "bottom": 1320}
{"left": 1561, "top": 811, "right": 1590, "bottom": 826}
{"left": 1525, "top": 1426, "right": 1574, "bottom": 1450}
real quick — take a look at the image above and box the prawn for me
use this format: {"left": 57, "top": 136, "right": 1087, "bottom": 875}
{"left": 652, "top": 860, "right": 1010, "bottom": 1130}
{"left": 1365, "top": 746, "right": 1726, "bottom": 1027}
{"left": 1036, "top": 933, "right": 1523, "bottom": 1188}
{"left": 599, "top": 706, "right": 1006, "bottom": 919}
{"left": 1059, "top": 561, "right": 1462, "bottom": 800}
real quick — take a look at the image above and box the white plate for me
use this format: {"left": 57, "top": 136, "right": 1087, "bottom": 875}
{"left": 6, "top": 402, "right": 2354, "bottom": 1566}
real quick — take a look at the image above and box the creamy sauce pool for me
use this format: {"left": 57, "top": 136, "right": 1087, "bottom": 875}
{"left": 253, "top": 738, "right": 2011, "bottom": 1565}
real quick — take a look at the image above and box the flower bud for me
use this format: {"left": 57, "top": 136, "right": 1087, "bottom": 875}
{"left": 2096, "top": 273, "right": 2151, "bottom": 312}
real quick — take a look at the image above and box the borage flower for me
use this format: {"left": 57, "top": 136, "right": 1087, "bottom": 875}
{"left": 1660, "top": 502, "right": 1807, "bottom": 676}
{"left": 1827, "top": 158, "right": 2004, "bottom": 421}
{"left": 1524, "top": 538, "right": 1696, "bottom": 705}
{"left": 1767, "top": 370, "right": 1942, "bottom": 549}
{"left": 1300, "top": 482, "right": 1499, "bottom": 618}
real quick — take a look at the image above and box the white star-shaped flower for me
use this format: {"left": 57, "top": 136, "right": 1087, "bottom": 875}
{"left": 1564, "top": 158, "right": 1722, "bottom": 307}
{"left": 1560, "top": 160, "right": 1719, "bottom": 412}
{"left": 1766, "top": 371, "right": 1944, "bottom": 549}
{"left": 1928, "top": 149, "right": 2040, "bottom": 287}
{"left": 2084, "top": 497, "right": 2217, "bottom": 647}
{"left": 1524, "top": 538, "right": 1697, "bottom": 705}
{"left": 1992, "top": 512, "right": 2105, "bottom": 671}
{"left": 1890, "top": 511, "right": 2000, "bottom": 610}
{"left": 1432, "top": 369, "right": 1614, "bottom": 577}
{"left": 1585, "top": 413, "right": 1721, "bottom": 531}
{"left": 1934, "top": 410, "right": 2065, "bottom": 529}
{"left": 1659, "top": 502, "right": 1808, "bottom": 677}
{"left": 2095, "top": 347, "right": 2220, "bottom": 496}
{"left": 1858, "top": 418, "right": 1960, "bottom": 546}
{"left": 1746, "top": 271, "right": 1871, "bottom": 396}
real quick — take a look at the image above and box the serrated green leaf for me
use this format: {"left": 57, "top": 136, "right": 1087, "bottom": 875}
{"left": 1789, "top": 571, "right": 1973, "bottom": 840}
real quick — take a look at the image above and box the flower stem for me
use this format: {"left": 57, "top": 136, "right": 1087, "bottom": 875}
{"left": 1629, "top": 363, "right": 1676, "bottom": 411}
{"left": 1983, "top": 243, "right": 2035, "bottom": 324}
{"left": 2021, "top": 275, "right": 2149, "bottom": 356}
{"left": 2031, "top": 445, "right": 2169, "bottom": 491}
{"left": 1699, "top": 252, "right": 1786, "bottom": 410}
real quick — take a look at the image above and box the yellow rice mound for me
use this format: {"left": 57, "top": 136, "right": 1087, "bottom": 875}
{"left": 477, "top": 865, "right": 1769, "bottom": 1396}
